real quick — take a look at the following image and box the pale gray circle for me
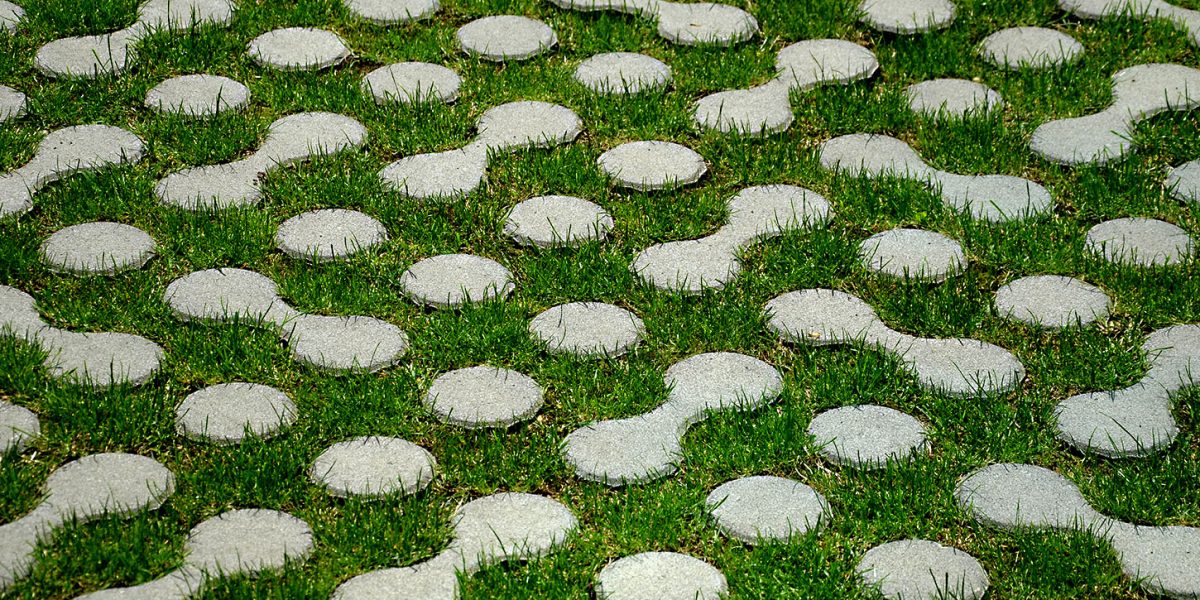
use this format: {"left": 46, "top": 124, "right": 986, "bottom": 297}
{"left": 655, "top": 2, "right": 759, "bottom": 46}
{"left": 175, "top": 383, "right": 297, "bottom": 445}
{"left": 0, "top": 401, "right": 39, "bottom": 454}
{"left": 980, "top": 27, "right": 1084, "bottom": 70}
{"left": 529, "top": 302, "right": 645, "bottom": 358}
{"left": 954, "top": 463, "right": 1103, "bottom": 530}
{"left": 283, "top": 314, "right": 409, "bottom": 372}
{"left": 475, "top": 101, "right": 582, "bottom": 151}
{"left": 574, "top": 52, "right": 672, "bottom": 95}
{"left": 859, "top": 0, "right": 955, "bottom": 33}
{"left": 44, "top": 453, "right": 175, "bottom": 519}
{"left": 1085, "top": 218, "right": 1195, "bottom": 267}
{"left": 905, "top": 78, "right": 1003, "bottom": 119}
{"left": 425, "top": 366, "right": 543, "bottom": 428}
{"left": 35, "top": 34, "right": 133, "bottom": 79}
{"left": 164, "top": 268, "right": 292, "bottom": 324}
{"left": 596, "top": 552, "right": 727, "bottom": 600}
{"left": 0, "top": 0, "right": 23, "bottom": 33}
{"left": 40, "top": 222, "right": 156, "bottom": 275}
{"left": 504, "top": 195, "right": 613, "bottom": 247}
{"left": 309, "top": 436, "right": 437, "bottom": 498}
{"left": 145, "top": 74, "right": 250, "bottom": 117}
{"left": 40, "top": 330, "right": 165, "bottom": 389}
{"left": 706, "top": 475, "right": 829, "bottom": 544}
{"left": 185, "top": 509, "right": 314, "bottom": 574}
{"left": 598, "top": 141, "right": 707, "bottom": 191}
{"left": 858, "top": 228, "right": 966, "bottom": 282}
{"left": 344, "top": 0, "right": 439, "bottom": 23}
{"left": 248, "top": 27, "right": 350, "bottom": 71}
{"left": 994, "top": 275, "right": 1111, "bottom": 328}
{"left": 807, "top": 405, "right": 929, "bottom": 468}
{"left": 275, "top": 209, "right": 388, "bottom": 262}
{"left": 0, "top": 84, "right": 26, "bottom": 122}
{"left": 857, "top": 539, "right": 990, "bottom": 600}
{"left": 399, "top": 254, "right": 515, "bottom": 308}
{"left": 449, "top": 493, "right": 579, "bottom": 568}
{"left": 362, "top": 62, "right": 460, "bottom": 104}
{"left": 456, "top": 15, "right": 556, "bottom": 61}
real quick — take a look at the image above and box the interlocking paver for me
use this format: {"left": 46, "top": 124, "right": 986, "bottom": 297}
{"left": 1060, "top": 0, "right": 1200, "bottom": 46}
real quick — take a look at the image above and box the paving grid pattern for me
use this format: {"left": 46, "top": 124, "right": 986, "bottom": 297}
{"left": 0, "top": 0, "right": 1199, "bottom": 598}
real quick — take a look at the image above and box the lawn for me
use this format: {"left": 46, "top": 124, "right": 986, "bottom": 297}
{"left": 1, "top": 0, "right": 1199, "bottom": 598}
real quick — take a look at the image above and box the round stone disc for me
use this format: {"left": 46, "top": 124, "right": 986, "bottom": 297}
{"left": 248, "top": 27, "right": 350, "bottom": 71}
{"left": 44, "top": 453, "right": 175, "bottom": 519}
{"left": 344, "top": 0, "right": 439, "bottom": 23}
{"left": 275, "top": 209, "right": 388, "bottom": 262}
{"left": 0, "top": 0, "right": 23, "bottom": 33}
{"left": 598, "top": 141, "right": 707, "bottom": 191}
{"left": 164, "top": 268, "right": 293, "bottom": 325}
{"left": 283, "top": 314, "right": 409, "bottom": 372}
{"left": 596, "top": 552, "right": 727, "bottom": 600}
{"left": 858, "top": 228, "right": 966, "bottom": 282}
{"left": 448, "top": 493, "right": 578, "bottom": 568}
{"left": 705, "top": 475, "right": 829, "bottom": 544}
{"left": 399, "top": 254, "right": 515, "bottom": 308}
{"left": 0, "top": 84, "right": 26, "bottom": 122}
{"left": 185, "top": 509, "right": 314, "bottom": 574}
{"left": 309, "top": 436, "right": 437, "bottom": 498}
{"left": 1085, "top": 218, "right": 1195, "bottom": 267}
{"left": 145, "top": 74, "right": 250, "bottom": 118}
{"left": 529, "top": 302, "right": 645, "bottom": 358}
{"left": 994, "top": 275, "right": 1111, "bottom": 328}
{"left": 175, "top": 383, "right": 297, "bottom": 445}
{"left": 362, "top": 62, "right": 460, "bottom": 104}
{"left": 656, "top": 2, "right": 759, "bottom": 46}
{"left": 859, "top": 0, "right": 955, "bottom": 33}
{"left": 574, "top": 52, "right": 672, "bottom": 95}
{"left": 504, "top": 195, "right": 613, "bottom": 247}
{"left": 40, "top": 330, "right": 165, "bottom": 388}
{"left": 475, "top": 101, "right": 582, "bottom": 151}
{"left": 905, "top": 78, "right": 1003, "bottom": 119}
{"left": 857, "top": 539, "right": 990, "bottom": 600}
{"left": 979, "top": 27, "right": 1084, "bottom": 70}
{"left": 40, "top": 222, "right": 156, "bottom": 275}
{"left": 0, "top": 401, "right": 39, "bottom": 454}
{"left": 456, "top": 15, "right": 556, "bottom": 61}
{"left": 807, "top": 405, "right": 929, "bottom": 468}
{"left": 425, "top": 366, "right": 543, "bottom": 428}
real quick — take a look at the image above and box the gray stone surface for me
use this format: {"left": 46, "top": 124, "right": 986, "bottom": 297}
{"left": 905, "top": 78, "right": 1003, "bottom": 119}
{"left": 344, "top": 0, "right": 439, "bottom": 22}
{"left": 333, "top": 493, "right": 577, "bottom": 599}
{"left": 309, "top": 436, "right": 437, "bottom": 498}
{"left": 145, "top": 74, "right": 250, "bottom": 117}
{"left": 1054, "top": 325, "right": 1199, "bottom": 457}
{"left": 0, "top": 401, "right": 38, "bottom": 454}
{"left": 504, "top": 195, "right": 613, "bottom": 247}
{"left": 765, "top": 288, "right": 1025, "bottom": 397}
{"left": 858, "top": 228, "right": 966, "bottom": 281}
{"left": 399, "top": 254, "right": 515, "bottom": 308}
{"left": 1031, "top": 64, "right": 1200, "bottom": 165}
{"left": 1, "top": 125, "right": 145, "bottom": 218}
{"left": 362, "top": 62, "right": 461, "bottom": 104}
{"left": 275, "top": 208, "right": 388, "bottom": 262}
{"left": 0, "top": 0, "right": 22, "bottom": 33}
{"left": 574, "top": 52, "right": 672, "bottom": 95}
{"left": 1166, "top": 159, "right": 1200, "bottom": 203}
{"left": 379, "top": 146, "right": 488, "bottom": 200}
{"left": 0, "top": 452, "right": 175, "bottom": 590}
{"left": 598, "top": 141, "right": 707, "bottom": 191}
{"left": 820, "top": 133, "right": 1054, "bottom": 222}
{"left": 425, "top": 366, "right": 543, "bottom": 428}
{"left": 808, "top": 405, "right": 929, "bottom": 468}
{"left": 549, "top": 0, "right": 757, "bottom": 46}
{"left": 0, "top": 84, "right": 25, "bottom": 122}
{"left": 248, "top": 27, "right": 350, "bottom": 71}
{"left": 694, "top": 40, "right": 878, "bottom": 136}
{"left": 595, "top": 552, "right": 727, "bottom": 600}
{"left": 857, "top": 539, "right": 990, "bottom": 600}
{"left": 960, "top": 462, "right": 1200, "bottom": 598}
{"left": 476, "top": 101, "right": 582, "bottom": 151}
{"left": 1084, "top": 217, "right": 1194, "bottom": 266}
{"left": 980, "top": 27, "right": 1084, "bottom": 69}
{"left": 705, "top": 475, "right": 829, "bottom": 544}
{"left": 175, "top": 382, "right": 297, "bottom": 445}
{"left": 0, "top": 285, "right": 164, "bottom": 388}
{"left": 283, "top": 314, "right": 409, "bottom": 372}
{"left": 164, "top": 268, "right": 296, "bottom": 325}
{"left": 529, "top": 302, "right": 645, "bottom": 358}
{"left": 456, "top": 16, "right": 556, "bottom": 61}
{"left": 564, "top": 352, "right": 781, "bottom": 485}
{"left": 157, "top": 112, "right": 367, "bottom": 209}
{"left": 859, "top": 0, "right": 956, "bottom": 33}
{"left": 632, "top": 185, "right": 830, "bottom": 293}
{"left": 33, "top": 0, "right": 234, "bottom": 79}
{"left": 1060, "top": 0, "right": 1200, "bottom": 47}
{"left": 40, "top": 221, "right": 157, "bottom": 274}
{"left": 994, "top": 275, "right": 1111, "bottom": 328}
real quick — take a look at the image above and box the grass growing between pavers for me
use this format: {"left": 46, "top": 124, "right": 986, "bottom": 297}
{"left": 1, "top": 0, "right": 1199, "bottom": 597}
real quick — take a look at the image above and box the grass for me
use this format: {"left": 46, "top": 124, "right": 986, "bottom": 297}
{"left": 1, "top": 0, "right": 1198, "bottom": 597}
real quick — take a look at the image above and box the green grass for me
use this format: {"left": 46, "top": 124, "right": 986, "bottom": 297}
{"left": 1, "top": 0, "right": 1199, "bottom": 598}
